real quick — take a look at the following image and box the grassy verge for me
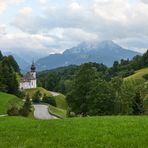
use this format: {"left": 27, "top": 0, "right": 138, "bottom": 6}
{"left": 49, "top": 105, "right": 67, "bottom": 118}
{"left": 1, "top": 116, "right": 148, "bottom": 148}
{"left": 54, "top": 94, "right": 68, "bottom": 110}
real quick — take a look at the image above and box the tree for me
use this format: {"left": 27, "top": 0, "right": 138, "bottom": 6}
{"left": 32, "top": 91, "right": 42, "bottom": 103}
{"left": 42, "top": 94, "right": 56, "bottom": 106}
{"left": 7, "top": 106, "right": 19, "bottom": 116}
{"left": 67, "top": 63, "right": 99, "bottom": 116}
{"left": 120, "top": 79, "right": 145, "bottom": 114}
{"left": 20, "top": 95, "right": 32, "bottom": 116}
{"left": 1, "top": 57, "right": 19, "bottom": 94}
{"left": 132, "top": 92, "right": 144, "bottom": 115}
{"left": 7, "top": 55, "right": 20, "bottom": 73}
{"left": 0, "top": 50, "right": 3, "bottom": 61}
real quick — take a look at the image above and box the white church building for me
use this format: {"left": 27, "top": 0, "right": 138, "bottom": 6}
{"left": 19, "top": 63, "right": 37, "bottom": 90}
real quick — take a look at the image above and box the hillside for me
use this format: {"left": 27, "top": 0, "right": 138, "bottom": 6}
{"left": 0, "top": 92, "right": 22, "bottom": 115}
{"left": 35, "top": 40, "right": 140, "bottom": 71}
{"left": 1, "top": 116, "right": 148, "bottom": 147}
{"left": 25, "top": 87, "right": 52, "bottom": 98}
{"left": 125, "top": 68, "right": 148, "bottom": 81}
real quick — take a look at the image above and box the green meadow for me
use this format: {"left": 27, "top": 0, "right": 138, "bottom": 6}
{"left": 0, "top": 92, "right": 22, "bottom": 115}
{"left": 0, "top": 116, "right": 148, "bottom": 148}
{"left": 125, "top": 68, "right": 148, "bottom": 81}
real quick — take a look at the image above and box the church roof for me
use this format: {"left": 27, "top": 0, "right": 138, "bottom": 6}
{"left": 20, "top": 72, "right": 35, "bottom": 83}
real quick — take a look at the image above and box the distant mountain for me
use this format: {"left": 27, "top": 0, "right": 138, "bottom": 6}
{"left": 35, "top": 40, "right": 141, "bottom": 71}
{"left": 3, "top": 52, "right": 30, "bottom": 70}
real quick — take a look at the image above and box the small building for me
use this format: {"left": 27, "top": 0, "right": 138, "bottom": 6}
{"left": 19, "top": 63, "right": 37, "bottom": 90}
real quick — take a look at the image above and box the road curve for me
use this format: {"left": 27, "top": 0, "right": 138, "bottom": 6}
{"left": 33, "top": 104, "right": 57, "bottom": 120}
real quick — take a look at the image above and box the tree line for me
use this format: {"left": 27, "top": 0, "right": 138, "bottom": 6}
{"left": 0, "top": 51, "right": 20, "bottom": 95}
{"left": 38, "top": 50, "right": 148, "bottom": 116}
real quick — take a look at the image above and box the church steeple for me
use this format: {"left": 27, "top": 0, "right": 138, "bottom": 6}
{"left": 31, "top": 61, "right": 36, "bottom": 72}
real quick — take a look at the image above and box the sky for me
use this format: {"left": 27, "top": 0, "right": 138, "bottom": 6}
{"left": 0, "top": 0, "right": 148, "bottom": 58}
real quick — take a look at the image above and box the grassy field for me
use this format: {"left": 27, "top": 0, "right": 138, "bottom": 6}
{"left": 125, "top": 67, "right": 148, "bottom": 81}
{"left": 0, "top": 116, "right": 148, "bottom": 148}
{"left": 0, "top": 92, "right": 22, "bottom": 115}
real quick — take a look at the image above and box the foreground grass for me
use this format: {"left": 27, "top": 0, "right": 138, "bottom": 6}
{"left": 0, "top": 116, "right": 148, "bottom": 148}
{"left": 0, "top": 92, "right": 22, "bottom": 115}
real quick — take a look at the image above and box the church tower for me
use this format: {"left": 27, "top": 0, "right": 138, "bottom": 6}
{"left": 30, "top": 62, "right": 36, "bottom": 78}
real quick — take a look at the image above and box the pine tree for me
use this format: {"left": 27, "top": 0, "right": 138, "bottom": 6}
{"left": 32, "top": 91, "right": 42, "bottom": 103}
{"left": 132, "top": 92, "right": 143, "bottom": 115}
{"left": 0, "top": 50, "right": 3, "bottom": 61}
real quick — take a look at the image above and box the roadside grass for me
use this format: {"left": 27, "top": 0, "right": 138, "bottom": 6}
{"left": 54, "top": 94, "right": 68, "bottom": 110}
{"left": 1, "top": 116, "right": 148, "bottom": 148}
{"left": 49, "top": 105, "right": 67, "bottom": 118}
{"left": 0, "top": 92, "right": 23, "bottom": 115}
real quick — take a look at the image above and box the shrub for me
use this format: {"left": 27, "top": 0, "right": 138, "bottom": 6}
{"left": 7, "top": 107, "right": 19, "bottom": 116}
{"left": 32, "top": 91, "right": 42, "bottom": 103}
{"left": 42, "top": 94, "right": 56, "bottom": 106}
{"left": 19, "top": 96, "right": 32, "bottom": 117}
{"left": 143, "top": 74, "right": 148, "bottom": 81}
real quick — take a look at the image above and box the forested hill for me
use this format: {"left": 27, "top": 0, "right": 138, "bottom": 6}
{"left": 0, "top": 51, "right": 20, "bottom": 95}
{"left": 38, "top": 50, "right": 148, "bottom": 116}
{"left": 38, "top": 50, "right": 148, "bottom": 94}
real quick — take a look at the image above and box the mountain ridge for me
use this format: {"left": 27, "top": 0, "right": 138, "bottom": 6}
{"left": 35, "top": 40, "right": 140, "bottom": 71}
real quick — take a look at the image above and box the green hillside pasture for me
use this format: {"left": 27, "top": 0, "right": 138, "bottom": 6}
{"left": 1, "top": 116, "right": 148, "bottom": 148}
{"left": 0, "top": 92, "right": 22, "bottom": 114}
{"left": 125, "top": 68, "right": 148, "bottom": 81}
{"left": 25, "top": 87, "right": 52, "bottom": 98}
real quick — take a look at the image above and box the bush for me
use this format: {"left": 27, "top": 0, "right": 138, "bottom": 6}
{"left": 143, "top": 74, "right": 148, "bottom": 81}
{"left": 32, "top": 91, "right": 42, "bottom": 103}
{"left": 7, "top": 107, "right": 19, "bottom": 116}
{"left": 19, "top": 96, "right": 32, "bottom": 117}
{"left": 42, "top": 94, "right": 56, "bottom": 106}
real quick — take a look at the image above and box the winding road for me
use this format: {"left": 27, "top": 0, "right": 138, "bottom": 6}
{"left": 33, "top": 104, "right": 57, "bottom": 120}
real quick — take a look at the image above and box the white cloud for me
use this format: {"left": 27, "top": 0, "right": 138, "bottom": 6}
{"left": 19, "top": 7, "right": 32, "bottom": 15}
{"left": 1, "top": 0, "right": 148, "bottom": 57}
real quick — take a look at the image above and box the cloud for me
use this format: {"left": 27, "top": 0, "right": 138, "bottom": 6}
{"left": 1, "top": 0, "right": 148, "bottom": 58}
{"left": 19, "top": 7, "right": 32, "bottom": 15}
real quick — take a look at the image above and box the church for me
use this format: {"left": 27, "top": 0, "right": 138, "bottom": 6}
{"left": 19, "top": 63, "right": 37, "bottom": 90}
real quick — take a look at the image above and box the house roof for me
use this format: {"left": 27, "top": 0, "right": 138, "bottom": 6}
{"left": 20, "top": 72, "right": 35, "bottom": 83}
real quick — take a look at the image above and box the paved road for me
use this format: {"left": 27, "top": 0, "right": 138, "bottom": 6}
{"left": 50, "top": 91, "right": 59, "bottom": 96}
{"left": 33, "top": 104, "right": 57, "bottom": 120}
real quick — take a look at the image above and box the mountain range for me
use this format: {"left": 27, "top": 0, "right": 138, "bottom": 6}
{"left": 35, "top": 40, "right": 140, "bottom": 71}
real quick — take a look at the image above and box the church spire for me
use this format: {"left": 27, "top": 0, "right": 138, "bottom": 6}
{"left": 31, "top": 61, "right": 36, "bottom": 72}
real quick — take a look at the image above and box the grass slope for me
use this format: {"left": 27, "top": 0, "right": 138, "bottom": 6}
{"left": 49, "top": 105, "right": 67, "bottom": 118}
{"left": 125, "top": 67, "right": 148, "bottom": 81}
{"left": 54, "top": 94, "right": 68, "bottom": 110}
{"left": 0, "top": 92, "right": 22, "bottom": 115}
{"left": 1, "top": 116, "right": 148, "bottom": 148}
{"left": 25, "top": 87, "right": 52, "bottom": 98}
